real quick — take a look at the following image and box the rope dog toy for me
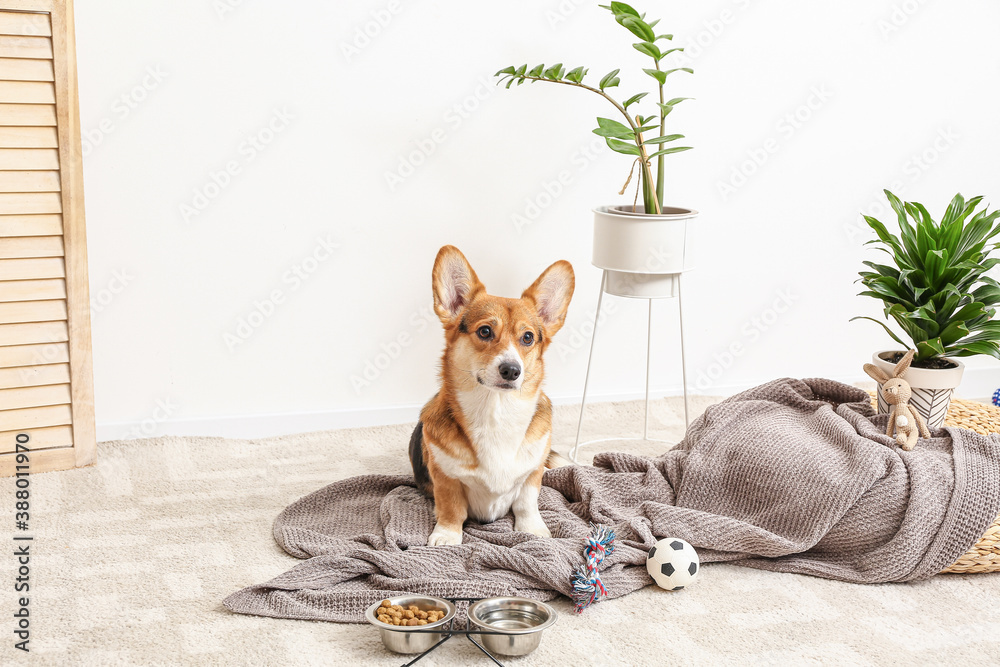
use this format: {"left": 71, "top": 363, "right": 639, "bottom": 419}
{"left": 571, "top": 523, "right": 616, "bottom": 613}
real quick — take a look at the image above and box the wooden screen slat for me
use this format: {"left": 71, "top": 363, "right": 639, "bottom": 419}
{"left": 0, "top": 403, "right": 71, "bottom": 431}
{"left": 0, "top": 320, "right": 67, "bottom": 346}
{"left": 0, "top": 362, "right": 68, "bottom": 389}
{"left": 49, "top": 0, "right": 94, "bottom": 470}
{"left": 0, "top": 80, "right": 54, "bottom": 103}
{"left": 0, "top": 11, "right": 51, "bottom": 37}
{"left": 0, "top": 278, "right": 65, "bottom": 301}
{"left": 0, "top": 298, "right": 64, "bottom": 323}
{"left": 0, "top": 424, "right": 71, "bottom": 453}
{"left": 0, "top": 102, "right": 55, "bottom": 125}
{"left": 0, "top": 382, "right": 70, "bottom": 410}
{"left": 0, "top": 126, "right": 57, "bottom": 147}
{"left": 0, "top": 57, "right": 53, "bottom": 81}
{"left": 0, "top": 213, "right": 61, "bottom": 235}
{"left": 0, "top": 34, "right": 50, "bottom": 60}
{"left": 0, "top": 256, "right": 63, "bottom": 279}
{"left": 0, "top": 341, "right": 68, "bottom": 368}
{"left": 0, "top": 446, "right": 76, "bottom": 475}
{"left": 0, "top": 148, "right": 59, "bottom": 169}
{"left": 0, "top": 170, "right": 59, "bottom": 192}
{"left": 0, "top": 191, "right": 60, "bottom": 213}
{"left": 0, "top": 235, "right": 63, "bottom": 258}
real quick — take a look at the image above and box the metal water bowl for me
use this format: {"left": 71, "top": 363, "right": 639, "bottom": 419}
{"left": 467, "top": 597, "right": 558, "bottom": 656}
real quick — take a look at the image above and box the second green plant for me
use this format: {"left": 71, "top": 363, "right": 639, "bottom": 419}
{"left": 496, "top": 2, "right": 693, "bottom": 214}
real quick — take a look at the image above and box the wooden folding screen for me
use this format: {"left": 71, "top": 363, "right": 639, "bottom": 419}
{"left": 0, "top": 0, "right": 94, "bottom": 475}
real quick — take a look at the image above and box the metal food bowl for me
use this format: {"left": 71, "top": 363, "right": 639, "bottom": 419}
{"left": 364, "top": 595, "right": 456, "bottom": 654}
{"left": 467, "top": 597, "right": 558, "bottom": 656}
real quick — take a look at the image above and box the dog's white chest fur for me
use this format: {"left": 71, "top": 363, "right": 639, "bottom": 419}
{"left": 435, "top": 388, "right": 548, "bottom": 522}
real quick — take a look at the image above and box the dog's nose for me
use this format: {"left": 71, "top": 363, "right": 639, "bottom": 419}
{"left": 499, "top": 362, "right": 521, "bottom": 382}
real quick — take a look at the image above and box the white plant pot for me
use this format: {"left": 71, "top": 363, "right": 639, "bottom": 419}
{"left": 592, "top": 205, "right": 697, "bottom": 299}
{"left": 871, "top": 350, "right": 965, "bottom": 428}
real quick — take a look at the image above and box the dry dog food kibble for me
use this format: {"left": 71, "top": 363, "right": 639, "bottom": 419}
{"left": 374, "top": 601, "right": 445, "bottom": 626}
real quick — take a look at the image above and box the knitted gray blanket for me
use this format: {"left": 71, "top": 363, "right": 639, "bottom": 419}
{"left": 224, "top": 378, "right": 1000, "bottom": 623}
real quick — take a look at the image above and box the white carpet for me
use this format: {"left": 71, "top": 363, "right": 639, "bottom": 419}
{"left": 2, "top": 396, "right": 998, "bottom": 666}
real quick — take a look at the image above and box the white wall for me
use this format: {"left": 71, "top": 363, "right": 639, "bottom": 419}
{"left": 74, "top": 0, "right": 1000, "bottom": 440}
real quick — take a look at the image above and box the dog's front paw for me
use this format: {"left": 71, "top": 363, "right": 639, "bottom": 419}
{"left": 427, "top": 524, "right": 463, "bottom": 546}
{"left": 515, "top": 516, "right": 551, "bottom": 539}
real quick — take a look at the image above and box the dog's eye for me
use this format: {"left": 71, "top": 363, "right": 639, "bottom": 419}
{"left": 521, "top": 331, "right": 534, "bottom": 346}
{"left": 477, "top": 325, "right": 493, "bottom": 340}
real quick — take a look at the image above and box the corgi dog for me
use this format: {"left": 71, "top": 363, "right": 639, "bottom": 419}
{"left": 409, "top": 245, "right": 575, "bottom": 546}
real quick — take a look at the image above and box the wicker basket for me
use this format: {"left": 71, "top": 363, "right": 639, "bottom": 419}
{"left": 868, "top": 394, "right": 1000, "bottom": 574}
{"left": 938, "top": 398, "right": 1000, "bottom": 574}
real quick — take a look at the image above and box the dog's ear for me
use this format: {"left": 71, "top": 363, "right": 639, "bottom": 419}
{"left": 863, "top": 363, "right": 890, "bottom": 384}
{"left": 522, "top": 260, "right": 574, "bottom": 337}
{"left": 893, "top": 349, "right": 916, "bottom": 378}
{"left": 432, "top": 245, "right": 484, "bottom": 325}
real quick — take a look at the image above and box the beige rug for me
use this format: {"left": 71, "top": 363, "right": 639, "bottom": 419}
{"left": 3, "top": 396, "right": 999, "bottom": 666}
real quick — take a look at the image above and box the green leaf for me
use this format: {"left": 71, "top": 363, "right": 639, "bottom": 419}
{"left": 656, "top": 34, "right": 674, "bottom": 41}
{"left": 663, "top": 67, "right": 694, "bottom": 77}
{"left": 592, "top": 117, "right": 633, "bottom": 139}
{"left": 633, "top": 42, "right": 661, "bottom": 60}
{"left": 850, "top": 316, "right": 910, "bottom": 349}
{"left": 543, "top": 63, "right": 565, "bottom": 80}
{"left": 643, "top": 134, "right": 683, "bottom": 144}
{"left": 622, "top": 17, "right": 656, "bottom": 41}
{"left": 495, "top": 66, "right": 516, "bottom": 76}
{"left": 623, "top": 92, "right": 648, "bottom": 108}
{"left": 565, "top": 66, "right": 587, "bottom": 83}
{"left": 665, "top": 97, "right": 693, "bottom": 106}
{"left": 605, "top": 138, "right": 641, "bottom": 156}
{"left": 599, "top": 69, "right": 621, "bottom": 90}
{"left": 608, "top": 2, "right": 640, "bottom": 18}
{"left": 949, "top": 341, "right": 1000, "bottom": 360}
{"left": 527, "top": 64, "right": 544, "bottom": 77}
{"left": 916, "top": 339, "right": 946, "bottom": 359}
{"left": 643, "top": 68, "right": 667, "bottom": 85}
{"left": 647, "top": 146, "right": 693, "bottom": 158}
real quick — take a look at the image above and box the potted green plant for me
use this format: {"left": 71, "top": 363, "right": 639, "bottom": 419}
{"left": 496, "top": 1, "right": 695, "bottom": 298}
{"left": 853, "top": 189, "right": 1000, "bottom": 427}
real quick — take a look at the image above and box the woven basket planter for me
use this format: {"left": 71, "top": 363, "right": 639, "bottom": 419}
{"left": 868, "top": 394, "right": 1000, "bottom": 574}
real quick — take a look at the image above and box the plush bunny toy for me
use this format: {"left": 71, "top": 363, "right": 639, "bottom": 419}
{"left": 863, "top": 349, "right": 931, "bottom": 450}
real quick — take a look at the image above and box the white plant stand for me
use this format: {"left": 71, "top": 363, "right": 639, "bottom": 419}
{"left": 569, "top": 269, "right": 691, "bottom": 464}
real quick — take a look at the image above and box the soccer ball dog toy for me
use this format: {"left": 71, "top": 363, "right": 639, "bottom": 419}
{"left": 646, "top": 537, "right": 700, "bottom": 591}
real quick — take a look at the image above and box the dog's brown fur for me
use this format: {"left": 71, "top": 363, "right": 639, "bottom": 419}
{"left": 410, "top": 246, "right": 574, "bottom": 546}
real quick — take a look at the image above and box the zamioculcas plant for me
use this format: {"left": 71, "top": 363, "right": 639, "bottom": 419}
{"left": 853, "top": 190, "right": 1000, "bottom": 365}
{"left": 496, "top": 2, "right": 692, "bottom": 214}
